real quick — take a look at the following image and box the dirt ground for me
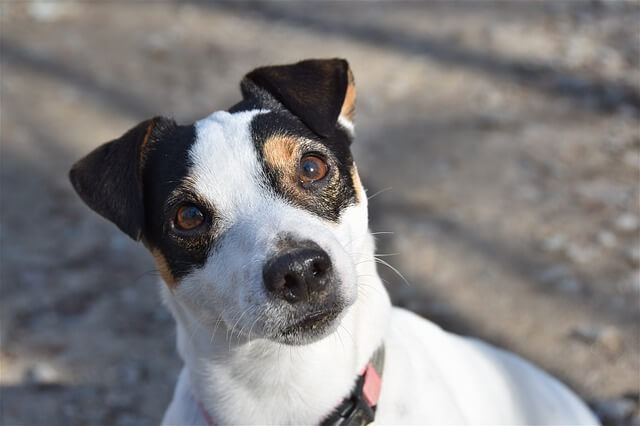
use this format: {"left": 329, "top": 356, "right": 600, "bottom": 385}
{"left": 1, "top": 2, "right": 639, "bottom": 425}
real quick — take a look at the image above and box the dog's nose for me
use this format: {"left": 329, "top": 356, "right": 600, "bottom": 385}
{"left": 263, "top": 243, "right": 333, "bottom": 304}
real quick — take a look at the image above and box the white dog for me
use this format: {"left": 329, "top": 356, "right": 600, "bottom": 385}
{"left": 69, "top": 59, "right": 599, "bottom": 425}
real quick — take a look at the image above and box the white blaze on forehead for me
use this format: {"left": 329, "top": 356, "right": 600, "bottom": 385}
{"left": 190, "top": 110, "right": 268, "bottom": 223}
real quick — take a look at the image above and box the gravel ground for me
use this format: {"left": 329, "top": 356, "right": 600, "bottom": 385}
{"left": 1, "top": 2, "right": 639, "bottom": 425}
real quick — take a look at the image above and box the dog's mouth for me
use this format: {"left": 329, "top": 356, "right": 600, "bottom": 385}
{"left": 284, "top": 309, "right": 340, "bottom": 334}
{"left": 277, "top": 308, "right": 342, "bottom": 344}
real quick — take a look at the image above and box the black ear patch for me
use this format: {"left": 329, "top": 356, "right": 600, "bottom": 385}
{"left": 242, "top": 58, "right": 351, "bottom": 138}
{"left": 68, "top": 117, "right": 175, "bottom": 240}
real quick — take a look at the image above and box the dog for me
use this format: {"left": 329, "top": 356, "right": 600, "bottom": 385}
{"left": 69, "top": 58, "right": 598, "bottom": 425}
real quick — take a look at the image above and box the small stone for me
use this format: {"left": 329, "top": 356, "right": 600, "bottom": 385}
{"left": 20, "top": 270, "right": 47, "bottom": 287}
{"left": 518, "top": 185, "right": 540, "bottom": 201}
{"left": 614, "top": 213, "right": 639, "bottom": 233}
{"left": 567, "top": 243, "right": 596, "bottom": 264}
{"left": 557, "top": 277, "right": 581, "bottom": 293}
{"left": 538, "top": 265, "right": 572, "bottom": 283}
{"left": 570, "top": 325, "right": 600, "bottom": 343}
{"left": 597, "top": 230, "right": 617, "bottom": 249}
{"left": 570, "top": 325, "right": 622, "bottom": 354}
{"left": 121, "top": 288, "right": 138, "bottom": 304}
{"left": 536, "top": 266, "right": 581, "bottom": 292}
{"left": 623, "top": 272, "right": 640, "bottom": 293}
{"left": 624, "top": 245, "right": 640, "bottom": 267}
{"left": 62, "top": 402, "right": 78, "bottom": 417}
{"left": 23, "top": 362, "right": 61, "bottom": 385}
{"left": 623, "top": 150, "right": 640, "bottom": 169}
{"left": 434, "top": 159, "right": 451, "bottom": 175}
{"left": 119, "top": 363, "right": 144, "bottom": 385}
{"left": 598, "top": 327, "right": 623, "bottom": 355}
{"left": 27, "top": 2, "right": 77, "bottom": 22}
{"left": 106, "top": 391, "right": 133, "bottom": 409}
{"left": 543, "top": 234, "right": 566, "bottom": 253}
{"left": 604, "top": 136, "right": 626, "bottom": 154}
{"left": 115, "top": 413, "right": 139, "bottom": 426}
{"left": 143, "top": 33, "right": 170, "bottom": 58}
{"left": 621, "top": 104, "right": 640, "bottom": 118}
{"left": 592, "top": 396, "right": 637, "bottom": 424}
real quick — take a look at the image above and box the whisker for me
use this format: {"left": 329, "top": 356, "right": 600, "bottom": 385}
{"left": 334, "top": 326, "right": 346, "bottom": 355}
{"left": 367, "top": 187, "right": 392, "bottom": 200}
{"left": 231, "top": 308, "right": 251, "bottom": 339}
{"left": 338, "top": 324, "right": 355, "bottom": 345}
{"left": 132, "top": 269, "right": 162, "bottom": 283}
{"left": 232, "top": 309, "right": 252, "bottom": 342}
{"left": 350, "top": 252, "right": 399, "bottom": 258}
{"left": 246, "top": 312, "right": 264, "bottom": 346}
{"left": 374, "top": 257, "right": 411, "bottom": 287}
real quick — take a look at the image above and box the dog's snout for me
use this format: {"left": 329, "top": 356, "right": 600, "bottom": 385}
{"left": 263, "top": 242, "right": 333, "bottom": 304}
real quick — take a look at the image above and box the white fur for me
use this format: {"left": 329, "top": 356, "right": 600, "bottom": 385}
{"left": 337, "top": 115, "right": 355, "bottom": 138}
{"left": 161, "top": 110, "right": 598, "bottom": 425}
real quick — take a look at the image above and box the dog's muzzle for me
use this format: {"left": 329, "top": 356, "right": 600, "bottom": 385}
{"left": 262, "top": 240, "right": 333, "bottom": 304}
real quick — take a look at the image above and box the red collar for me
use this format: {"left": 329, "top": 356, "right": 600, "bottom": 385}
{"left": 197, "top": 399, "right": 216, "bottom": 426}
{"left": 196, "top": 346, "right": 385, "bottom": 426}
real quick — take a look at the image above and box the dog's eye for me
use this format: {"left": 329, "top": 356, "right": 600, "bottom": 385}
{"left": 175, "top": 205, "right": 205, "bottom": 231}
{"left": 299, "top": 155, "right": 328, "bottom": 184}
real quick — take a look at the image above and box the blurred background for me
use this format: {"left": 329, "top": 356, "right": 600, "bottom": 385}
{"left": 1, "top": 1, "right": 639, "bottom": 425}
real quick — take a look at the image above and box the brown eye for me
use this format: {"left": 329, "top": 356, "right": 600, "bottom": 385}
{"left": 175, "top": 205, "right": 205, "bottom": 231}
{"left": 299, "top": 155, "right": 328, "bottom": 184}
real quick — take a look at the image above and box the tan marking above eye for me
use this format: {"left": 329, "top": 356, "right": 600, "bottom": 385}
{"left": 299, "top": 155, "right": 328, "bottom": 184}
{"left": 175, "top": 205, "right": 204, "bottom": 230}
{"left": 263, "top": 135, "right": 299, "bottom": 171}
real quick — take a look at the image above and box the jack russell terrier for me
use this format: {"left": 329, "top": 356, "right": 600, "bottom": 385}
{"left": 69, "top": 58, "right": 598, "bottom": 425}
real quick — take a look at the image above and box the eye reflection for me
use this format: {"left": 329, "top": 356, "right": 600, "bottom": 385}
{"left": 299, "top": 155, "right": 328, "bottom": 184}
{"left": 175, "top": 204, "right": 204, "bottom": 231}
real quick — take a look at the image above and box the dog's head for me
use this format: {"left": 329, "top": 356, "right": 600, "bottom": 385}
{"left": 70, "top": 59, "right": 369, "bottom": 345}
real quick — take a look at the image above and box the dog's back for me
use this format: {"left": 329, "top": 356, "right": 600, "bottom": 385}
{"left": 379, "top": 309, "right": 598, "bottom": 424}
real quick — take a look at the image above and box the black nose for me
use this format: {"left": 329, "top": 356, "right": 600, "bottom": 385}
{"left": 263, "top": 243, "right": 333, "bottom": 304}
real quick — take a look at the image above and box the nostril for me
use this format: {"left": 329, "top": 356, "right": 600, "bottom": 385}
{"left": 284, "top": 273, "right": 297, "bottom": 289}
{"left": 312, "top": 261, "right": 327, "bottom": 277}
{"left": 282, "top": 273, "right": 305, "bottom": 303}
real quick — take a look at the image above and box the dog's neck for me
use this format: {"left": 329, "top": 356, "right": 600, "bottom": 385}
{"left": 162, "top": 231, "right": 391, "bottom": 425}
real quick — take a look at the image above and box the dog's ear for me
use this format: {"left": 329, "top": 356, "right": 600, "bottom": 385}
{"left": 242, "top": 58, "right": 356, "bottom": 138}
{"left": 68, "top": 117, "right": 174, "bottom": 241}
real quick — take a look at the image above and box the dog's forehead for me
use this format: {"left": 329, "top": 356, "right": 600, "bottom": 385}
{"left": 190, "top": 109, "right": 267, "bottom": 218}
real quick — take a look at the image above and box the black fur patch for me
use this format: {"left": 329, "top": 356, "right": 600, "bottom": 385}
{"left": 242, "top": 59, "right": 349, "bottom": 138}
{"left": 251, "top": 111, "right": 357, "bottom": 223}
{"left": 140, "top": 123, "right": 219, "bottom": 281}
{"left": 69, "top": 118, "right": 159, "bottom": 240}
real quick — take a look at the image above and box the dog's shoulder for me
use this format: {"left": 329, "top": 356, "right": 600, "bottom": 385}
{"left": 378, "top": 308, "right": 599, "bottom": 425}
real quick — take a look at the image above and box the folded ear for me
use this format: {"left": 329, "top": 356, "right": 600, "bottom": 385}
{"left": 242, "top": 58, "right": 356, "bottom": 138}
{"left": 68, "top": 117, "right": 174, "bottom": 241}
